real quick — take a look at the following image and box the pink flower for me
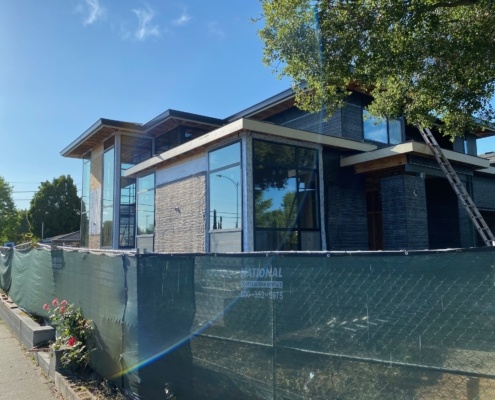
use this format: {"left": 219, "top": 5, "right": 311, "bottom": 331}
{"left": 52, "top": 298, "right": 59, "bottom": 306}
{"left": 60, "top": 300, "right": 67, "bottom": 306}
{"left": 43, "top": 304, "right": 50, "bottom": 311}
{"left": 67, "top": 337, "right": 76, "bottom": 347}
{"left": 59, "top": 306, "right": 66, "bottom": 314}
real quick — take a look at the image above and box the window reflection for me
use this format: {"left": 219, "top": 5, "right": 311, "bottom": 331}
{"left": 363, "top": 110, "right": 403, "bottom": 144}
{"left": 253, "top": 140, "right": 320, "bottom": 251}
{"left": 119, "top": 136, "right": 152, "bottom": 248}
{"left": 208, "top": 142, "right": 242, "bottom": 251}
{"left": 102, "top": 145, "right": 114, "bottom": 247}
{"left": 209, "top": 142, "right": 241, "bottom": 231}
{"left": 137, "top": 173, "right": 155, "bottom": 235}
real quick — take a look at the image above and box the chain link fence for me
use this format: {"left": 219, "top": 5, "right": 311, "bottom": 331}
{"left": 1, "top": 246, "right": 494, "bottom": 399}
{"left": 191, "top": 249, "right": 495, "bottom": 399}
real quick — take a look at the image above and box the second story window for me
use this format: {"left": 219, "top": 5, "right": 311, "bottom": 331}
{"left": 363, "top": 110, "right": 402, "bottom": 145}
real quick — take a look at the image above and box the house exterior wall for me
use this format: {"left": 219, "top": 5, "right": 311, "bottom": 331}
{"left": 473, "top": 175, "right": 495, "bottom": 210}
{"left": 341, "top": 94, "right": 364, "bottom": 142}
{"left": 154, "top": 155, "right": 207, "bottom": 253}
{"left": 381, "top": 175, "right": 429, "bottom": 250}
{"left": 89, "top": 143, "right": 103, "bottom": 249}
{"left": 265, "top": 92, "right": 365, "bottom": 142}
{"left": 458, "top": 196, "right": 476, "bottom": 248}
{"left": 323, "top": 149, "right": 368, "bottom": 250}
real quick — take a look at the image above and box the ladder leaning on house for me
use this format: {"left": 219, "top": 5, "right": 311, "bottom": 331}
{"left": 418, "top": 126, "right": 495, "bottom": 247}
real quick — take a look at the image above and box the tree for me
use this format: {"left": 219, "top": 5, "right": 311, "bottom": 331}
{"left": 0, "top": 176, "right": 18, "bottom": 243}
{"left": 29, "top": 175, "right": 81, "bottom": 239}
{"left": 16, "top": 209, "right": 33, "bottom": 244}
{"left": 258, "top": 0, "right": 495, "bottom": 138}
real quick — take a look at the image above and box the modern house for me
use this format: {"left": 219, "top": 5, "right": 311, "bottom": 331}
{"left": 61, "top": 88, "right": 495, "bottom": 253}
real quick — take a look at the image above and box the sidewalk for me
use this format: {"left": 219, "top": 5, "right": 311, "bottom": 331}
{"left": 0, "top": 319, "right": 61, "bottom": 400}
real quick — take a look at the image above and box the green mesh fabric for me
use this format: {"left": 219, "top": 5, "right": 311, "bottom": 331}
{"left": 0, "top": 247, "right": 494, "bottom": 399}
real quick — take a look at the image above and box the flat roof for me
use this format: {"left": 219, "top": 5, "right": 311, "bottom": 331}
{"left": 125, "top": 118, "right": 377, "bottom": 177}
{"left": 61, "top": 111, "right": 224, "bottom": 159}
{"left": 60, "top": 118, "right": 143, "bottom": 158}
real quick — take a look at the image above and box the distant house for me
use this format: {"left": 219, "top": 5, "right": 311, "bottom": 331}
{"left": 61, "top": 88, "right": 495, "bottom": 252}
{"left": 41, "top": 231, "right": 81, "bottom": 247}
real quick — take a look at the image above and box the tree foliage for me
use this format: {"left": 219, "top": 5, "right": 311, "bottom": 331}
{"left": 29, "top": 175, "right": 81, "bottom": 239}
{"left": 258, "top": 0, "right": 495, "bottom": 138}
{"left": 0, "top": 176, "right": 18, "bottom": 243}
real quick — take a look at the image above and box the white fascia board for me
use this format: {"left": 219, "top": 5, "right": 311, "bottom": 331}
{"left": 242, "top": 119, "right": 377, "bottom": 152}
{"left": 125, "top": 119, "right": 244, "bottom": 177}
{"left": 125, "top": 118, "right": 376, "bottom": 177}
{"left": 340, "top": 141, "right": 490, "bottom": 169}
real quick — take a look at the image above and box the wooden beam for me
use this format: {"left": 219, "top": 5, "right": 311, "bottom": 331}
{"left": 354, "top": 154, "right": 407, "bottom": 174}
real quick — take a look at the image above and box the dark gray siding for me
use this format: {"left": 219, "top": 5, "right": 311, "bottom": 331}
{"left": 465, "top": 134, "right": 477, "bottom": 156}
{"left": 265, "top": 93, "right": 365, "bottom": 142}
{"left": 265, "top": 107, "right": 342, "bottom": 137}
{"left": 323, "top": 149, "right": 368, "bottom": 250}
{"left": 381, "top": 175, "right": 429, "bottom": 250}
{"left": 473, "top": 175, "right": 495, "bottom": 210}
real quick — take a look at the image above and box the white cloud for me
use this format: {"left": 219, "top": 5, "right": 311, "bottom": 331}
{"left": 173, "top": 10, "right": 191, "bottom": 27}
{"left": 133, "top": 6, "right": 160, "bottom": 40}
{"left": 77, "top": 0, "right": 106, "bottom": 26}
{"left": 208, "top": 21, "right": 224, "bottom": 37}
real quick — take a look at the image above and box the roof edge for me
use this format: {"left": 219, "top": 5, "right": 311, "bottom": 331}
{"left": 60, "top": 118, "right": 143, "bottom": 157}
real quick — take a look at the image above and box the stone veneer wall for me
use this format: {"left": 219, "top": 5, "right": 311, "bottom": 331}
{"left": 89, "top": 143, "right": 103, "bottom": 249}
{"left": 154, "top": 174, "right": 206, "bottom": 253}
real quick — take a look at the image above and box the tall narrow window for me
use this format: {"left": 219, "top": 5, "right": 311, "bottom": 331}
{"left": 208, "top": 142, "right": 242, "bottom": 252}
{"left": 253, "top": 140, "right": 320, "bottom": 251}
{"left": 136, "top": 173, "right": 155, "bottom": 253}
{"left": 119, "top": 135, "right": 152, "bottom": 248}
{"left": 80, "top": 154, "right": 91, "bottom": 247}
{"left": 101, "top": 139, "right": 115, "bottom": 247}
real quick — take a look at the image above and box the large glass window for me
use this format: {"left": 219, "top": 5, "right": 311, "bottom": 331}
{"left": 363, "top": 110, "right": 402, "bottom": 145}
{"left": 80, "top": 154, "right": 90, "bottom": 247}
{"left": 208, "top": 142, "right": 242, "bottom": 252}
{"left": 253, "top": 140, "right": 320, "bottom": 251}
{"left": 119, "top": 135, "right": 152, "bottom": 248}
{"left": 102, "top": 139, "right": 115, "bottom": 247}
{"left": 209, "top": 142, "right": 242, "bottom": 230}
{"left": 155, "top": 126, "right": 207, "bottom": 154}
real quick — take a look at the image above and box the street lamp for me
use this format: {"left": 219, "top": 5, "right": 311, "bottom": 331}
{"left": 216, "top": 174, "right": 239, "bottom": 228}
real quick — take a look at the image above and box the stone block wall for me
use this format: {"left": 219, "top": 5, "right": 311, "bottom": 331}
{"left": 154, "top": 174, "right": 206, "bottom": 253}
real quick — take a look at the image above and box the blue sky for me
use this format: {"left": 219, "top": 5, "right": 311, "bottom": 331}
{"left": 0, "top": 1, "right": 290, "bottom": 209}
{"left": 1, "top": 1, "right": 494, "bottom": 209}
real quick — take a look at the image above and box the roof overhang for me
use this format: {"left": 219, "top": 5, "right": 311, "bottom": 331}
{"left": 61, "top": 111, "right": 224, "bottom": 159}
{"left": 476, "top": 166, "right": 495, "bottom": 176}
{"left": 227, "top": 88, "right": 296, "bottom": 122}
{"left": 341, "top": 141, "right": 490, "bottom": 173}
{"left": 61, "top": 119, "right": 143, "bottom": 158}
{"left": 125, "top": 118, "right": 377, "bottom": 178}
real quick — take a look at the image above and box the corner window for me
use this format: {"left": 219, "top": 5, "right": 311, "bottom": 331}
{"left": 363, "top": 110, "right": 402, "bottom": 145}
{"left": 253, "top": 140, "right": 321, "bottom": 251}
{"left": 119, "top": 136, "right": 152, "bottom": 248}
{"left": 208, "top": 142, "right": 242, "bottom": 252}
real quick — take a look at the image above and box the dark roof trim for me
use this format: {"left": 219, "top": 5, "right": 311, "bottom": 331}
{"left": 143, "top": 109, "right": 224, "bottom": 132}
{"left": 60, "top": 118, "right": 143, "bottom": 157}
{"left": 226, "top": 87, "right": 295, "bottom": 122}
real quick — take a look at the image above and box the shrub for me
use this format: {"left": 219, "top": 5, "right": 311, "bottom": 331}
{"left": 43, "top": 298, "right": 93, "bottom": 371}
